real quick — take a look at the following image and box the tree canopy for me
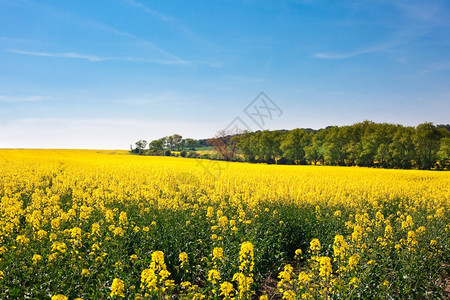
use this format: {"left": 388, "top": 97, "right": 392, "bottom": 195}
{"left": 131, "top": 121, "right": 450, "bottom": 170}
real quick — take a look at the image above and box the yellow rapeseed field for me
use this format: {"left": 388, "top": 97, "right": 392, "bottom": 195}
{"left": 0, "top": 149, "right": 448, "bottom": 299}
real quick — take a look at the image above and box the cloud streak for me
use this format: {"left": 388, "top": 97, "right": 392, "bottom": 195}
{"left": 0, "top": 95, "right": 50, "bottom": 102}
{"left": 11, "top": 0, "right": 189, "bottom": 65}
{"left": 73, "top": 18, "right": 188, "bottom": 64}
{"left": 124, "top": 0, "right": 175, "bottom": 22}
{"left": 8, "top": 49, "right": 190, "bottom": 65}
{"left": 314, "top": 0, "right": 447, "bottom": 60}
{"left": 422, "top": 61, "right": 450, "bottom": 74}
{"left": 314, "top": 40, "right": 401, "bottom": 60}
{"left": 9, "top": 49, "right": 104, "bottom": 61}
{"left": 6, "top": 0, "right": 222, "bottom": 67}
{"left": 124, "top": 0, "right": 217, "bottom": 53}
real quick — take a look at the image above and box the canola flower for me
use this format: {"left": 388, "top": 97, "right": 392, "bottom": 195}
{"left": 333, "top": 235, "right": 348, "bottom": 261}
{"left": 239, "top": 241, "right": 254, "bottom": 273}
{"left": 141, "top": 250, "right": 174, "bottom": 295}
{"left": 318, "top": 256, "right": 332, "bottom": 278}
{"left": 110, "top": 278, "right": 125, "bottom": 297}
{"left": 294, "top": 248, "right": 303, "bottom": 260}
{"left": 220, "top": 281, "right": 234, "bottom": 299}
{"left": 81, "top": 269, "right": 90, "bottom": 276}
{"left": 32, "top": 254, "right": 42, "bottom": 264}
{"left": 0, "top": 149, "right": 448, "bottom": 299}
{"left": 179, "top": 252, "right": 189, "bottom": 268}
{"left": 212, "top": 247, "right": 224, "bottom": 261}
{"left": 310, "top": 238, "right": 321, "bottom": 252}
{"left": 207, "top": 269, "right": 221, "bottom": 284}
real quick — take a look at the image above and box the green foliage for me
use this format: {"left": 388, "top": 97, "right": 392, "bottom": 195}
{"left": 184, "top": 138, "right": 199, "bottom": 151}
{"left": 280, "top": 129, "right": 310, "bottom": 164}
{"left": 149, "top": 138, "right": 165, "bottom": 151}
{"left": 414, "top": 123, "right": 443, "bottom": 169}
{"left": 234, "top": 121, "right": 449, "bottom": 169}
{"left": 132, "top": 122, "right": 450, "bottom": 170}
{"left": 437, "top": 137, "right": 450, "bottom": 169}
{"left": 186, "top": 151, "right": 199, "bottom": 158}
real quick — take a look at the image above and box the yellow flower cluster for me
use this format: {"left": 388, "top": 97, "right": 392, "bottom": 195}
{"left": 110, "top": 278, "right": 125, "bottom": 298}
{"left": 0, "top": 149, "right": 447, "bottom": 299}
{"left": 140, "top": 251, "right": 174, "bottom": 295}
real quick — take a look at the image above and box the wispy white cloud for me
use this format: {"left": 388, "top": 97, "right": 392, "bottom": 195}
{"left": 394, "top": 1, "right": 442, "bottom": 24}
{"left": 120, "top": 56, "right": 190, "bottom": 65}
{"left": 10, "top": 0, "right": 190, "bottom": 65}
{"left": 7, "top": 0, "right": 222, "bottom": 67}
{"left": 0, "top": 36, "right": 33, "bottom": 43}
{"left": 422, "top": 61, "right": 450, "bottom": 74}
{"left": 124, "top": 0, "right": 175, "bottom": 22}
{"left": 314, "top": 43, "right": 395, "bottom": 60}
{"left": 8, "top": 49, "right": 104, "bottom": 61}
{"left": 314, "top": 37, "right": 406, "bottom": 60}
{"left": 0, "top": 94, "right": 50, "bottom": 102}
{"left": 73, "top": 19, "right": 188, "bottom": 64}
{"left": 192, "top": 60, "right": 223, "bottom": 68}
{"left": 224, "top": 75, "right": 266, "bottom": 84}
{"left": 114, "top": 91, "right": 197, "bottom": 105}
{"left": 8, "top": 49, "right": 191, "bottom": 65}
{"left": 314, "top": 0, "right": 448, "bottom": 60}
{"left": 314, "top": 50, "right": 369, "bottom": 60}
{"left": 124, "top": 0, "right": 218, "bottom": 55}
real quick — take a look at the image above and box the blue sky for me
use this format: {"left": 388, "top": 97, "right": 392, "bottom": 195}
{"left": 1, "top": 0, "right": 449, "bottom": 149}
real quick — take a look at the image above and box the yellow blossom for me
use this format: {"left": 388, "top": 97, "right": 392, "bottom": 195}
{"left": 310, "top": 238, "right": 321, "bottom": 252}
{"left": 349, "top": 277, "right": 360, "bottom": 287}
{"left": 16, "top": 235, "right": 30, "bottom": 245}
{"left": 318, "top": 256, "right": 332, "bottom": 277}
{"left": 32, "top": 254, "right": 42, "bottom": 264}
{"left": 51, "top": 241, "right": 67, "bottom": 253}
{"left": 213, "top": 247, "right": 224, "bottom": 261}
{"left": 179, "top": 252, "right": 189, "bottom": 268}
{"left": 283, "top": 290, "right": 297, "bottom": 300}
{"left": 208, "top": 269, "right": 221, "bottom": 284}
{"left": 130, "top": 254, "right": 138, "bottom": 261}
{"left": 110, "top": 278, "right": 125, "bottom": 297}
{"left": 348, "top": 254, "right": 361, "bottom": 270}
{"left": 220, "top": 281, "right": 234, "bottom": 298}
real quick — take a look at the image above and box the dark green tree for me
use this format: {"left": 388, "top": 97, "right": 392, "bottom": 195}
{"left": 149, "top": 138, "right": 165, "bottom": 151}
{"left": 414, "top": 123, "right": 442, "bottom": 169}
{"left": 172, "top": 134, "right": 183, "bottom": 151}
{"left": 184, "top": 138, "right": 199, "bottom": 151}
{"left": 437, "top": 136, "right": 450, "bottom": 169}
{"left": 323, "top": 126, "right": 351, "bottom": 165}
{"left": 165, "top": 136, "right": 174, "bottom": 151}
{"left": 389, "top": 126, "right": 415, "bottom": 169}
{"left": 134, "top": 140, "right": 148, "bottom": 154}
{"left": 280, "top": 129, "right": 310, "bottom": 164}
{"left": 305, "top": 134, "right": 325, "bottom": 165}
{"left": 237, "top": 131, "right": 259, "bottom": 162}
{"left": 258, "top": 130, "right": 284, "bottom": 164}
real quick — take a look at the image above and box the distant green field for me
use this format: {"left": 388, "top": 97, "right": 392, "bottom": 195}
{"left": 195, "top": 146, "right": 213, "bottom": 151}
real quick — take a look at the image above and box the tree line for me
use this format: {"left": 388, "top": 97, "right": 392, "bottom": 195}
{"left": 132, "top": 121, "right": 450, "bottom": 170}
{"left": 131, "top": 134, "right": 211, "bottom": 158}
